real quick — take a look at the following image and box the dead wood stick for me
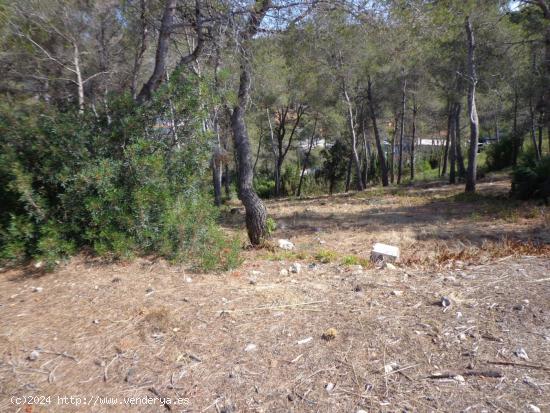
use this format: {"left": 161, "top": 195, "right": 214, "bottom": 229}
{"left": 427, "top": 370, "right": 503, "bottom": 379}
{"left": 485, "top": 360, "right": 550, "bottom": 371}
{"left": 218, "top": 300, "right": 327, "bottom": 314}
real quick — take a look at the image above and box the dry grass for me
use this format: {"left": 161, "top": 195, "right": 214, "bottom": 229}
{"left": 1, "top": 176, "right": 549, "bottom": 412}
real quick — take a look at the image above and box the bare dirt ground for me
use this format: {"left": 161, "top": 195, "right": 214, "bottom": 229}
{"left": 1, "top": 176, "right": 550, "bottom": 412}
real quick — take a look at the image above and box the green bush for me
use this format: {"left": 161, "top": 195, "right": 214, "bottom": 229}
{"left": 511, "top": 155, "right": 550, "bottom": 201}
{"left": 486, "top": 138, "right": 514, "bottom": 171}
{"left": 255, "top": 176, "right": 276, "bottom": 198}
{"left": 0, "top": 73, "right": 240, "bottom": 271}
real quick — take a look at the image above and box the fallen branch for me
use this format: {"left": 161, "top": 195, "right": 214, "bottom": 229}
{"left": 427, "top": 370, "right": 503, "bottom": 379}
{"left": 217, "top": 300, "right": 328, "bottom": 314}
{"left": 485, "top": 360, "right": 550, "bottom": 371}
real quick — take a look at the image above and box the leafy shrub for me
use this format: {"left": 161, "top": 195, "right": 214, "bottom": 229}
{"left": 255, "top": 176, "right": 276, "bottom": 198}
{"left": 0, "top": 73, "right": 240, "bottom": 271}
{"left": 486, "top": 138, "right": 514, "bottom": 171}
{"left": 511, "top": 155, "right": 550, "bottom": 201}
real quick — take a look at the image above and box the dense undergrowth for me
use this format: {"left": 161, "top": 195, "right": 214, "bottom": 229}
{"left": 0, "top": 73, "right": 240, "bottom": 271}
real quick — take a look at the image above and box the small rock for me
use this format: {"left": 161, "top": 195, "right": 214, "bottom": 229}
{"left": 111, "top": 277, "right": 121, "bottom": 283}
{"left": 513, "top": 304, "right": 525, "bottom": 311}
{"left": 248, "top": 277, "right": 257, "bottom": 285}
{"left": 145, "top": 287, "right": 154, "bottom": 294}
{"left": 32, "top": 287, "right": 43, "bottom": 293}
{"left": 458, "top": 333, "right": 467, "bottom": 341}
{"left": 290, "top": 263, "right": 302, "bottom": 274}
{"left": 321, "top": 328, "right": 338, "bottom": 341}
{"left": 28, "top": 350, "right": 40, "bottom": 361}
{"left": 357, "top": 410, "right": 368, "bottom": 413}
{"left": 279, "top": 268, "right": 289, "bottom": 276}
{"left": 443, "top": 276, "right": 457, "bottom": 283}
{"left": 354, "top": 285, "right": 363, "bottom": 293}
{"left": 515, "top": 347, "right": 529, "bottom": 360}
{"left": 385, "top": 263, "right": 397, "bottom": 270}
{"left": 371, "top": 243, "right": 400, "bottom": 263}
{"left": 277, "top": 239, "right": 295, "bottom": 250}
{"left": 244, "top": 343, "right": 257, "bottom": 352}
{"left": 528, "top": 404, "right": 541, "bottom": 413}
{"left": 34, "top": 261, "right": 43, "bottom": 269}
{"left": 250, "top": 270, "right": 263, "bottom": 276}
{"left": 324, "top": 382, "right": 335, "bottom": 393}
{"left": 384, "top": 362, "right": 399, "bottom": 373}
{"left": 441, "top": 296, "right": 451, "bottom": 308}
{"left": 92, "top": 319, "right": 100, "bottom": 324}
{"left": 391, "top": 290, "right": 403, "bottom": 296}
{"left": 185, "top": 277, "right": 193, "bottom": 283}
{"left": 453, "top": 375, "right": 466, "bottom": 384}
{"left": 297, "top": 337, "right": 313, "bottom": 345}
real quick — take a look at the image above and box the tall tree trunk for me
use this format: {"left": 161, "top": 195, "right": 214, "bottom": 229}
{"left": 229, "top": 0, "right": 271, "bottom": 245}
{"left": 343, "top": 84, "right": 363, "bottom": 190}
{"left": 530, "top": 98, "right": 542, "bottom": 161}
{"left": 512, "top": 90, "right": 520, "bottom": 166}
{"left": 344, "top": 156, "right": 352, "bottom": 192}
{"left": 136, "top": 0, "right": 176, "bottom": 103}
{"left": 465, "top": 16, "right": 480, "bottom": 193}
{"left": 538, "top": 110, "right": 544, "bottom": 155}
{"left": 455, "top": 102, "right": 466, "bottom": 177}
{"left": 449, "top": 103, "right": 457, "bottom": 184}
{"left": 212, "top": 155, "right": 223, "bottom": 206}
{"left": 390, "top": 113, "right": 398, "bottom": 184}
{"left": 442, "top": 102, "right": 452, "bottom": 176}
{"left": 131, "top": 0, "right": 149, "bottom": 99}
{"left": 231, "top": 64, "right": 267, "bottom": 245}
{"left": 297, "top": 118, "right": 317, "bottom": 197}
{"left": 397, "top": 79, "right": 407, "bottom": 184}
{"left": 410, "top": 95, "right": 417, "bottom": 181}
{"left": 73, "top": 43, "right": 84, "bottom": 114}
{"left": 367, "top": 77, "right": 389, "bottom": 186}
{"left": 361, "top": 116, "right": 370, "bottom": 186}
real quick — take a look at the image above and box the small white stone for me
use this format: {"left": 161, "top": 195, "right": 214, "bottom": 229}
{"left": 453, "top": 375, "right": 466, "bottom": 384}
{"left": 441, "top": 296, "right": 451, "bottom": 307}
{"left": 32, "top": 287, "right": 43, "bottom": 293}
{"left": 391, "top": 290, "right": 403, "bottom": 296}
{"left": 28, "top": 350, "right": 40, "bottom": 361}
{"left": 279, "top": 268, "right": 289, "bottom": 276}
{"left": 34, "top": 261, "right": 43, "bottom": 269}
{"left": 515, "top": 348, "right": 529, "bottom": 360}
{"left": 277, "top": 239, "right": 295, "bottom": 250}
{"left": 244, "top": 343, "right": 257, "bottom": 352}
{"left": 290, "top": 263, "right": 302, "bottom": 274}
{"left": 324, "top": 382, "right": 335, "bottom": 393}
{"left": 384, "top": 362, "right": 399, "bottom": 373}
{"left": 297, "top": 337, "right": 313, "bottom": 345}
{"left": 386, "top": 263, "right": 397, "bottom": 270}
{"left": 528, "top": 404, "right": 541, "bottom": 413}
{"left": 185, "top": 277, "right": 193, "bottom": 283}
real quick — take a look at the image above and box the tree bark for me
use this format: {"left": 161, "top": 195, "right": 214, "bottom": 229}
{"left": 367, "top": 77, "right": 389, "bottom": 186}
{"left": 230, "top": 0, "right": 271, "bottom": 245}
{"left": 449, "top": 103, "right": 457, "bottom": 185}
{"left": 465, "top": 16, "right": 480, "bottom": 193}
{"left": 297, "top": 118, "right": 317, "bottom": 197}
{"left": 397, "top": 79, "right": 407, "bottom": 184}
{"left": 136, "top": 0, "right": 176, "bottom": 103}
{"left": 410, "top": 95, "right": 417, "bottom": 181}
{"left": 131, "top": 0, "right": 149, "bottom": 99}
{"left": 455, "top": 102, "right": 466, "bottom": 177}
{"left": 343, "top": 84, "right": 363, "bottom": 190}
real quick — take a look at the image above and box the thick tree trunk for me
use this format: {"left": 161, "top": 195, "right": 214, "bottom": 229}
{"left": 410, "top": 96, "right": 417, "bottom": 181}
{"left": 229, "top": 0, "right": 271, "bottom": 245}
{"left": 465, "top": 16, "right": 480, "bottom": 193}
{"left": 367, "top": 77, "right": 389, "bottom": 186}
{"left": 397, "top": 80, "right": 407, "bottom": 184}
{"left": 136, "top": 0, "right": 176, "bottom": 103}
